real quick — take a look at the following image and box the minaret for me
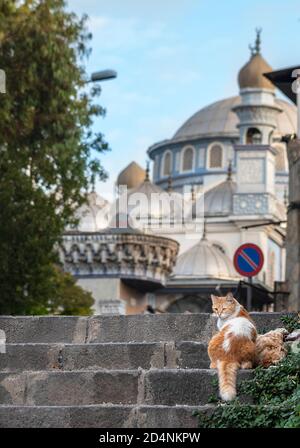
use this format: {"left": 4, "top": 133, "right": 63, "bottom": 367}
{"left": 232, "top": 30, "right": 279, "bottom": 216}
{"left": 233, "top": 29, "right": 282, "bottom": 145}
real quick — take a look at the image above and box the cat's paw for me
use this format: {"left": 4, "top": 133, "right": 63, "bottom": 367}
{"left": 241, "top": 361, "right": 253, "bottom": 369}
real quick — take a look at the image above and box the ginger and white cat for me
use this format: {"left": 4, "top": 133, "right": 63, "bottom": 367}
{"left": 208, "top": 293, "right": 257, "bottom": 402}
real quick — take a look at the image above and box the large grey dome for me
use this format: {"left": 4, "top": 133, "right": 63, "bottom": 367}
{"left": 173, "top": 236, "right": 238, "bottom": 280}
{"left": 174, "top": 96, "right": 296, "bottom": 140}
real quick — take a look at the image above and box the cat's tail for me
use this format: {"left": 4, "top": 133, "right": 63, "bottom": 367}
{"left": 217, "top": 360, "right": 239, "bottom": 401}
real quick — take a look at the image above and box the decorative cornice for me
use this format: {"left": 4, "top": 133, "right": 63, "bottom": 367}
{"left": 60, "top": 231, "right": 179, "bottom": 285}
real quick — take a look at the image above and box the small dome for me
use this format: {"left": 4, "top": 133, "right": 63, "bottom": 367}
{"left": 117, "top": 162, "right": 146, "bottom": 189}
{"left": 75, "top": 192, "right": 110, "bottom": 232}
{"left": 174, "top": 236, "right": 238, "bottom": 280}
{"left": 204, "top": 177, "right": 237, "bottom": 217}
{"left": 190, "top": 175, "right": 236, "bottom": 219}
{"left": 113, "top": 173, "right": 185, "bottom": 230}
{"left": 238, "top": 53, "right": 274, "bottom": 90}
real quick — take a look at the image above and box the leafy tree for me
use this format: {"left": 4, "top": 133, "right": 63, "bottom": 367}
{"left": 30, "top": 267, "right": 94, "bottom": 315}
{"left": 0, "top": 0, "right": 108, "bottom": 314}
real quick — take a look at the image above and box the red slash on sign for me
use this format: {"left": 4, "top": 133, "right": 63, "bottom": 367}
{"left": 233, "top": 243, "right": 264, "bottom": 277}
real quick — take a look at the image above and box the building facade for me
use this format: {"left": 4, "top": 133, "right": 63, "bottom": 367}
{"left": 61, "top": 34, "right": 297, "bottom": 314}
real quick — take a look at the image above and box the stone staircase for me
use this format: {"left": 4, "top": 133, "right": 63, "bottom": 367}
{"left": 0, "top": 313, "right": 286, "bottom": 428}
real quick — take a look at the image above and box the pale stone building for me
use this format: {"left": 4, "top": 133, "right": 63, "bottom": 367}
{"left": 61, "top": 33, "right": 297, "bottom": 314}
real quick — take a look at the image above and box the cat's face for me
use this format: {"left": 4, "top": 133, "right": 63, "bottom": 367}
{"left": 211, "top": 292, "right": 238, "bottom": 319}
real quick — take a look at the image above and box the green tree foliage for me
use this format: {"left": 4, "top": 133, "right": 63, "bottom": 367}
{"left": 0, "top": 0, "right": 108, "bottom": 314}
{"left": 30, "top": 267, "right": 94, "bottom": 315}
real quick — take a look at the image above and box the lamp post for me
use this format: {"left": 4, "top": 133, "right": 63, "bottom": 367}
{"left": 89, "top": 69, "right": 117, "bottom": 83}
{"left": 264, "top": 66, "right": 299, "bottom": 137}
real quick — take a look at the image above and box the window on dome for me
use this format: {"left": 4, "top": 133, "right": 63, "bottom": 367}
{"left": 182, "top": 147, "right": 194, "bottom": 171}
{"left": 246, "top": 127, "right": 262, "bottom": 145}
{"left": 208, "top": 144, "right": 223, "bottom": 168}
{"left": 163, "top": 151, "right": 172, "bottom": 176}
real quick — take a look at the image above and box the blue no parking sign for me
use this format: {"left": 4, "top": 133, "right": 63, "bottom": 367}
{"left": 233, "top": 243, "right": 264, "bottom": 278}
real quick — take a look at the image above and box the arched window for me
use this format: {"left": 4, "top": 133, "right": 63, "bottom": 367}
{"left": 208, "top": 144, "right": 223, "bottom": 168}
{"left": 246, "top": 127, "right": 262, "bottom": 145}
{"left": 182, "top": 146, "right": 194, "bottom": 172}
{"left": 162, "top": 151, "right": 172, "bottom": 176}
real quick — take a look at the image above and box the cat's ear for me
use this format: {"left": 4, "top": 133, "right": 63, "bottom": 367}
{"left": 211, "top": 294, "right": 219, "bottom": 302}
{"left": 226, "top": 292, "right": 234, "bottom": 302}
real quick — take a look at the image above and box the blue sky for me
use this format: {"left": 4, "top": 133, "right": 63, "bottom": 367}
{"left": 67, "top": 0, "right": 300, "bottom": 198}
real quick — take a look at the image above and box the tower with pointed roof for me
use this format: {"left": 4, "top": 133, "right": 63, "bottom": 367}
{"left": 61, "top": 31, "right": 296, "bottom": 314}
{"left": 233, "top": 29, "right": 282, "bottom": 145}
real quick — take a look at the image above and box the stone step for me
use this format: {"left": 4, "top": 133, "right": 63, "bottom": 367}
{"left": 0, "top": 313, "right": 288, "bottom": 344}
{"left": 0, "top": 342, "right": 210, "bottom": 372}
{"left": 0, "top": 404, "right": 207, "bottom": 428}
{"left": 0, "top": 369, "right": 252, "bottom": 406}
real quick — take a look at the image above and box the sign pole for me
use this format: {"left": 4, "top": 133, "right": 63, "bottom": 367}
{"left": 247, "top": 276, "right": 253, "bottom": 311}
{"left": 234, "top": 243, "right": 264, "bottom": 311}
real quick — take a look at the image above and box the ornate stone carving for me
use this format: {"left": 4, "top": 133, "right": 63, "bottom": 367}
{"left": 233, "top": 104, "right": 281, "bottom": 128}
{"left": 239, "top": 159, "right": 264, "bottom": 184}
{"left": 60, "top": 231, "right": 179, "bottom": 286}
{"left": 233, "top": 193, "right": 277, "bottom": 216}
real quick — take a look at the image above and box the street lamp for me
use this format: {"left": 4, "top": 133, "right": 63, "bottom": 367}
{"left": 90, "top": 69, "right": 117, "bottom": 83}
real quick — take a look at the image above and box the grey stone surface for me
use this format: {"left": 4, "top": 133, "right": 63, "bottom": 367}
{"left": 87, "top": 314, "right": 216, "bottom": 343}
{"left": 0, "top": 313, "right": 290, "bottom": 345}
{"left": 175, "top": 342, "right": 209, "bottom": 369}
{"left": 0, "top": 372, "right": 26, "bottom": 405}
{"left": 143, "top": 369, "right": 252, "bottom": 406}
{"left": 136, "top": 405, "right": 206, "bottom": 428}
{"left": 0, "top": 316, "right": 87, "bottom": 343}
{"left": 250, "top": 312, "right": 293, "bottom": 334}
{"left": 0, "top": 342, "right": 210, "bottom": 371}
{"left": 25, "top": 371, "right": 139, "bottom": 406}
{"left": 0, "top": 368, "right": 252, "bottom": 406}
{"left": 0, "top": 313, "right": 291, "bottom": 428}
{"left": 0, "top": 344, "right": 62, "bottom": 372}
{"left": 61, "top": 343, "right": 165, "bottom": 371}
{"left": 0, "top": 405, "right": 209, "bottom": 428}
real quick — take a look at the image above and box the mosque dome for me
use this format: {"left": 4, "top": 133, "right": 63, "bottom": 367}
{"left": 117, "top": 162, "right": 146, "bottom": 189}
{"left": 173, "top": 234, "right": 238, "bottom": 280}
{"left": 238, "top": 53, "right": 274, "bottom": 90}
{"left": 172, "top": 96, "right": 296, "bottom": 141}
{"left": 204, "top": 178, "right": 236, "bottom": 217}
{"left": 74, "top": 192, "right": 110, "bottom": 232}
{"left": 127, "top": 172, "right": 184, "bottom": 224}
{"left": 190, "top": 170, "right": 237, "bottom": 218}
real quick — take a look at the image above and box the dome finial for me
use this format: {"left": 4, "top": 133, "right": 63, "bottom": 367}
{"left": 227, "top": 160, "right": 233, "bottom": 180}
{"left": 145, "top": 160, "right": 150, "bottom": 182}
{"left": 249, "top": 27, "right": 262, "bottom": 56}
{"left": 202, "top": 219, "right": 207, "bottom": 240}
{"left": 167, "top": 175, "right": 173, "bottom": 193}
{"left": 190, "top": 184, "right": 196, "bottom": 201}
